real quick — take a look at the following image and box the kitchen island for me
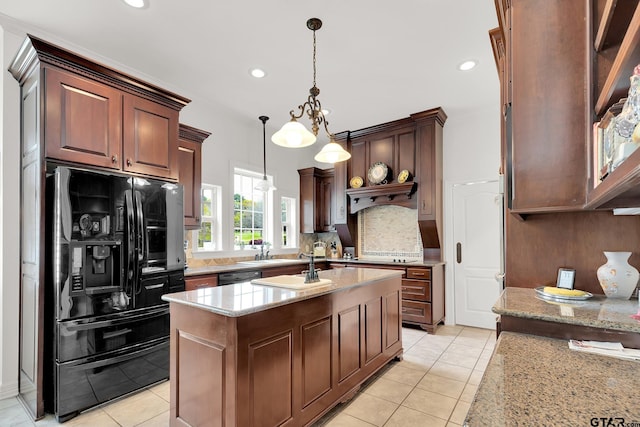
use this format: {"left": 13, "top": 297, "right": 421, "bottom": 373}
{"left": 162, "top": 267, "right": 403, "bottom": 427}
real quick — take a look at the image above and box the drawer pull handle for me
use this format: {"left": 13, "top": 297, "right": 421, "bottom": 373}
{"left": 456, "top": 242, "right": 462, "bottom": 264}
{"left": 413, "top": 272, "right": 425, "bottom": 276}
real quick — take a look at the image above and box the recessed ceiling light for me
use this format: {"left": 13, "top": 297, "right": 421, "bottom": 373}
{"left": 123, "top": 0, "right": 146, "bottom": 8}
{"left": 458, "top": 60, "right": 477, "bottom": 71}
{"left": 250, "top": 68, "right": 266, "bottom": 78}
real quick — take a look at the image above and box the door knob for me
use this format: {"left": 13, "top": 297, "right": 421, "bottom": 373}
{"left": 126, "top": 158, "right": 132, "bottom": 166}
{"left": 495, "top": 273, "right": 505, "bottom": 283}
{"left": 111, "top": 155, "right": 118, "bottom": 164}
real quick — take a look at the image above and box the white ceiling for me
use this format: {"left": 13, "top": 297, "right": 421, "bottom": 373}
{"left": 0, "top": 0, "right": 499, "bottom": 135}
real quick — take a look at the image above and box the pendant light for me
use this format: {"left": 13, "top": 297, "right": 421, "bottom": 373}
{"left": 255, "top": 116, "right": 276, "bottom": 192}
{"left": 272, "top": 18, "right": 351, "bottom": 163}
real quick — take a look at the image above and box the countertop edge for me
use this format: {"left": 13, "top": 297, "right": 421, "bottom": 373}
{"left": 164, "top": 269, "right": 403, "bottom": 317}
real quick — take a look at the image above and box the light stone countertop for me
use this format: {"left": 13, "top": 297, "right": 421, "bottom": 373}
{"left": 465, "top": 332, "right": 640, "bottom": 426}
{"left": 184, "top": 258, "right": 444, "bottom": 277}
{"left": 163, "top": 267, "right": 402, "bottom": 317}
{"left": 493, "top": 287, "right": 640, "bottom": 334}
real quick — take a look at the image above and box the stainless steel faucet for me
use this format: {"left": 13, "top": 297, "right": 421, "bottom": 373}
{"left": 299, "top": 253, "right": 320, "bottom": 283}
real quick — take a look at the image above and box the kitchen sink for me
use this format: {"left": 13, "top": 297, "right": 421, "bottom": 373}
{"left": 250, "top": 275, "right": 333, "bottom": 289}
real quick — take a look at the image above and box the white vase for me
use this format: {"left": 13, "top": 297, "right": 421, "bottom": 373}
{"left": 596, "top": 251, "right": 639, "bottom": 299}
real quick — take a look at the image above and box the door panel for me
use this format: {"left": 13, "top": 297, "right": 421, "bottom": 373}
{"left": 453, "top": 181, "right": 502, "bottom": 329}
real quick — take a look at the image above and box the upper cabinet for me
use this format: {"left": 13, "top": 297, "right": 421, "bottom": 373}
{"left": 11, "top": 35, "right": 190, "bottom": 181}
{"left": 587, "top": 0, "right": 640, "bottom": 209}
{"left": 494, "top": 0, "right": 592, "bottom": 214}
{"left": 178, "top": 124, "right": 211, "bottom": 229}
{"left": 333, "top": 108, "right": 446, "bottom": 256}
{"left": 298, "top": 167, "right": 335, "bottom": 233}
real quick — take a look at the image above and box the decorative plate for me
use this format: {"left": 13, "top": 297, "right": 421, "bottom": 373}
{"left": 349, "top": 176, "right": 364, "bottom": 188}
{"left": 397, "top": 169, "right": 412, "bottom": 183}
{"left": 368, "top": 162, "right": 389, "bottom": 185}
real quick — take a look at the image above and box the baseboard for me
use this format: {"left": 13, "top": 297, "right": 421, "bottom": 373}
{"left": 0, "top": 381, "right": 19, "bottom": 400}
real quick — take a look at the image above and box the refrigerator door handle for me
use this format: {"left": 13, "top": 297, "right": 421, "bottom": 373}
{"left": 125, "top": 190, "right": 136, "bottom": 297}
{"left": 63, "top": 306, "right": 169, "bottom": 331}
{"left": 135, "top": 191, "right": 145, "bottom": 264}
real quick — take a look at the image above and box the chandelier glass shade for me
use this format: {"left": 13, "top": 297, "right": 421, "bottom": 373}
{"left": 273, "top": 18, "right": 350, "bottom": 163}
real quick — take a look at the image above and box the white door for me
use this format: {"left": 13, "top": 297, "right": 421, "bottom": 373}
{"left": 452, "top": 180, "right": 502, "bottom": 329}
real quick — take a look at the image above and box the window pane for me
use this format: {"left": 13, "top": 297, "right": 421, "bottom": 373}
{"left": 198, "top": 222, "right": 212, "bottom": 248}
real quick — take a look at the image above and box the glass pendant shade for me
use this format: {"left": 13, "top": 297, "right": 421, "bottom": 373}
{"left": 314, "top": 141, "right": 352, "bottom": 163}
{"left": 255, "top": 177, "right": 276, "bottom": 192}
{"left": 271, "top": 120, "right": 316, "bottom": 148}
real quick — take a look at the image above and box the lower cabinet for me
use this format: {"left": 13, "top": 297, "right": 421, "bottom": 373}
{"left": 185, "top": 274, "right": 218, "bottom": 291}
{"left": 328, "top": 262, "right": 445, "bottom": 333}
{"left": 401, "top": 265, "right": 444, "bottom": 333}
{"left": 168, "top": 275, "right": 402, "bottom": 426}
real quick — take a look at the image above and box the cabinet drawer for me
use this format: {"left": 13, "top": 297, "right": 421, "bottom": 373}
{"left": 406, "top": 268, "right": 431, "bottom": 280}
{"left": 401, "top": 279, "right": 431, "bottom": 302}
{"left": 401, "top": 300, "right": 432, "bottom": 324}
{"left": 185, "top": 275, "right": 218, "bottom": 291}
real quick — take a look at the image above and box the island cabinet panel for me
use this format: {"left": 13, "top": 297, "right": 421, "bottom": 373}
{"left": 301, "top": 317, "right": 332, "bottom": 407}
{"left": 176, "top": 331, "right": 225, "bottom": 427}
{"left": 249, "top": 332, "right": 293, "bottom": 427}
{"left": 385, "top": 291, "right": 401, "bottom": 349}
{"left": 338, "top": 306, "right": 361, "bottom": 382}
{"left": 45, "top": 67, "right": 122, "bottom": 169}
{"left": 167, "top": 272, "right": 402, "bottom": 427}
{"left": 364, "top": 298, "right": 383, "bottom": 364}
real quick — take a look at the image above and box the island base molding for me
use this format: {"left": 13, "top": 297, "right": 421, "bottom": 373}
{"left": 168, "top": 276, "right": 403, "bottom": 427}
{"left": 498, "top": 315, "right": 640, "bottom": 349}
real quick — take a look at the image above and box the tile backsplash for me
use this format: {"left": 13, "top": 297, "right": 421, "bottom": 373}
{"left": 358, "top": 205, "right": 422, "bottom": 261}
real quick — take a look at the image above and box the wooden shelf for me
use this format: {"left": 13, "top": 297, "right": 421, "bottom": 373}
{"left": 595, "top": 2, "right": 640, "bottom": 116}
{"left": 594, "top": 0, "right": 639, "bottom": 52}
{"left": 587, "top": 145, "right": 640, "bottom": 209}
{"left": 346, "top": 182, "right": 417, "bottom": 213}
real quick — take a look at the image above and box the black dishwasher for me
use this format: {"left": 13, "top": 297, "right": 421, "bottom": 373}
{"left": 218, "top": 270, "right": 262, "bottom": 285}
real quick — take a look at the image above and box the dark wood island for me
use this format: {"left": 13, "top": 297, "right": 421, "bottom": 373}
{"left": 162, "top": 267, "right": 403, "bottom": 427}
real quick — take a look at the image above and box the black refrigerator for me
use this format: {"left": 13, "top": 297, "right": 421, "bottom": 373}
{"left": 46, "top": 166, "right": 185, "bottom": 422}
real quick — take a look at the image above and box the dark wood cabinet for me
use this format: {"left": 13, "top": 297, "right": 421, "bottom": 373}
{"left": 9, "top": 35, "right": 190, "bottom": 419}
{"left": 298, "top": 167, "right": 335, "bottom": 233}
{"left": 500, "top": 0, "right": 591, "bottom": 213}
{"left": 178, "top": 124, "right": 210, "bottom": 229}
{"left": 44, "top": 67, "right": 122, "bottom": 169}
{"left": 168, "top": 272, "right": 402, "bottom": 426}
{"left": 122, "top": 94, "right": 179, "bottom": 180}
{"left": 401, "top": 266, "right": 444, "bottom": 333}
{"left": 327, "top": 262, "right": 445, "bottom": 333}
{"left": 185, "top": 274, "right": 218, "bottom": 291}
{"left": 333, "top": 108, "right": 446, "bottom": 255}
{"left": 44, "top": 65, "right": 184, "bottom": 181}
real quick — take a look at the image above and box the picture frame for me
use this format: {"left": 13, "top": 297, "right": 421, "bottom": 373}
{"left": 556, "top": 268, "right": 576, "bottom": 290}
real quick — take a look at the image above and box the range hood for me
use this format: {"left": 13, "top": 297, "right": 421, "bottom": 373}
{"left": 344, "top": 181, "right": 441, "bottom": 251}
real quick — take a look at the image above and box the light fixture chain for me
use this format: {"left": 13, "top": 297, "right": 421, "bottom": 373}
{"left": 312, "top": 27, "right": 317, "bottom": 90}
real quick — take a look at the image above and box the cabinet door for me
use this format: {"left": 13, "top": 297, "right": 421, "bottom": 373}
{"left": 178, "top": 138, "right": 202, "bottom": 229}
{"left": 320, "top": 173, "right": 335, "bottom": 231}
{"left": 185, "top": 275, "right": 218, "bottom": 291}
{"left": 44, "top": 67, "right": 122, "bottom": 169}
{"left": 509, "top": 0, "right": 589, "bottom": 211}
{"left": 123, "top": 95, "right": 179, "bottom": 180}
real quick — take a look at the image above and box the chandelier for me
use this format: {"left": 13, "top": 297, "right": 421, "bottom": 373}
{"left": 272, "top": 18, "right": 351, "bottom": 164}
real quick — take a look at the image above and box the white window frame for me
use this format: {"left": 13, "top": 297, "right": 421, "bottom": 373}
{"left": 280, "top": 196, "right": 297, "bottom": 248}
{"left": 192, "top": 183, "right": 222, "bottom": 252}
{"left": 233, "top": 167, "right": 274, "bottom": 251}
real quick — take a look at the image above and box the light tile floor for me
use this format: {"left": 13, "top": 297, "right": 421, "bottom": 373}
{"left": 0, "top": 325, "right": 495, "bottom": 427}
